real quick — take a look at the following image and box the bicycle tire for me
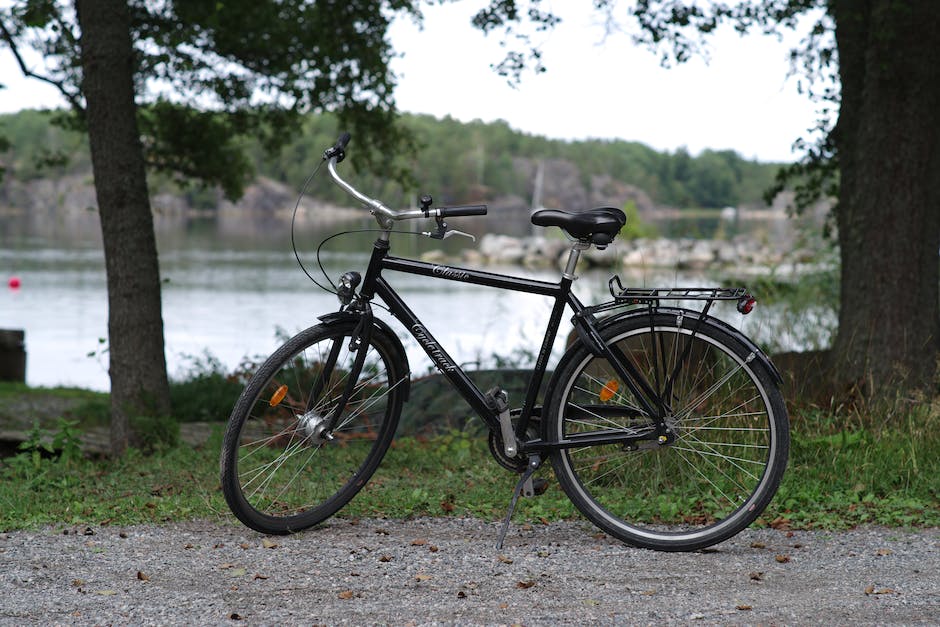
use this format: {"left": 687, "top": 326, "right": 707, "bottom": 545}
{"left": 220, "top": 319, "right": 407, "bottom": 534}
{"left": 544, "top": 311, "right": 789, "bottom": 551}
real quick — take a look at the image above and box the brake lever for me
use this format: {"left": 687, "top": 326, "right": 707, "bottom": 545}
{"left": 422, "top": 216, "right": 476, "bottom": 242}
{"left": 441, "top": 229, "right": 476, "bottom": 242}
{"left": 421, "top": 228, "right": 476, "bottom": 242}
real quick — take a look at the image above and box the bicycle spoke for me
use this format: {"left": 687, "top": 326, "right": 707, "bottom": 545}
{"left": 221, "top": 322, "right": 405, "bottom": 533}
{"left": 550, "top": 315, "right": 787, "bottom": 551}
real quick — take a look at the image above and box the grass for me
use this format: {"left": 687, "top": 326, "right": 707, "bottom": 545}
{"left": 1, "top": 399, "right": 938, "bottom": 533}
{"left": 1, "top": 338, "right": 938, "bottom": 533}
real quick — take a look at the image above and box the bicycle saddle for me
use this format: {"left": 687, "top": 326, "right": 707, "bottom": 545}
{"left": 530, "top": 207, "right": 627, "bottom": 247}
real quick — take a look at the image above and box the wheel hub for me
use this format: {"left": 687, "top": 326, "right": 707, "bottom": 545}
{"left": 297, "top": 410, "right": 333, "bottom": 444}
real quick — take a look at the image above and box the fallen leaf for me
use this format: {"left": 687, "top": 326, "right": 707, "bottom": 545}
{"left": 750, "top": 541, "right": 766, "bottom": 549}
{"left": 338, "top": 590, "right": 356, "bottom": 600}
{"left": 775, "top": 554, "right": 790, "bottom": 563}
{"left": 411, "top": 539, "right": 427, "bottom": 546}
{"left": 428, "top": 545, "right": 439, "bottom": 553}
{"left": 379, "top": 555, "right": 392, "bottom": 563}
{"left": 876, "top": 548, "right": 893, "bottom": 556}
{"left": 516, "top": 580, "right": 536, "bottom": 589}
{"left": 737, "top": 604, "right": 753, "bottom": 611}
{"left": 183, "top": 543, "right": 194, "bottom": 550}
{"left": 261, "top": 539, "right": 278, "bottom": 549}
{"left": 582, "top": 599, "right": 600, "bottom": 606}
{"left": 864, "top": 585, "right": 875, "bottom": 595}
{"left": 239, "top": 543, "right": 251, "bottom": 550}
{"left": 136, "top": 571, "right": 150, "bottom": 582}
{"left": 864, "top": 586, "right": 898, "bottom": 596}
{"left": 499, "top": 603, "right": 509, "bottom": 609}
{"left": 94, "top": 590, "right": 117, "bottom": 596}
{"left": 749, "top": 571, "right": 764, "bottom": 582}
{"left": 498, "top": 555, "right": 514, "bottom": 564}
{"left": 230, "top": 568, "right": 247, "bottom": 577}
{"left": 253, "top": 574, "right": 268, "bottom": 580}
{"left": 440, "top": 500, "right": 455, "bottom": 513}
{"left": 769, "top": 517, "right": 791, "bottom": 530}
{"left": 415, "top": 574, "right": 432, "bottom": 582}
{"left": 641, "top": 589, "right": 656, "bottom": 596}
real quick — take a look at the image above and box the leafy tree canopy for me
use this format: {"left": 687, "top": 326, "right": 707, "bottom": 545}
{"left": 0, "top": 0, "right": 420, "bottom": 198}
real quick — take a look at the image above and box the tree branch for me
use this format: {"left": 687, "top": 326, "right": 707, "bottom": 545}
{"left": 0, "top": 17, "right": 84, "bottom": 114}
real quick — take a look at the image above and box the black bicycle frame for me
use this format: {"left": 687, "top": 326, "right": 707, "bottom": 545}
{"left": 355, "top": 237, "right": 667, "bottom": 451}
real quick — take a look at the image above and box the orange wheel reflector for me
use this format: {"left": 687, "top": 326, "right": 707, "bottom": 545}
{"left": 269, "top": 384, "right": 288, "bottom": 407}
{"left": 599, "top": 380, "right": 619, "bottom": 402}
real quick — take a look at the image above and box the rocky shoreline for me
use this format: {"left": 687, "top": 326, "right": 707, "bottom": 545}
{"left": 420, "top": 233, "right": 828, "bottom": 280}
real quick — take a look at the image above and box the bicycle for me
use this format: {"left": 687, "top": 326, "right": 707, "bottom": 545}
{"left": 219, "top": 133, "right": 789, "bottom": 552}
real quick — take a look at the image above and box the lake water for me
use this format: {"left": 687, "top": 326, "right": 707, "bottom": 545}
{"left": 0, "top": 209, "right": 832, "bottom": 391}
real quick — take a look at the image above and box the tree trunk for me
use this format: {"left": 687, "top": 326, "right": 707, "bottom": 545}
{"left": 76, "top": 0, "right": 171, "bottom": 455}
{"left": 828, "top": 0, "right": 940, "bottom": 398}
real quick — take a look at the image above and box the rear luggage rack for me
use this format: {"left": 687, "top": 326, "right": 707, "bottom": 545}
{"left": 607, "top": 276, "right": 756, "bottom": 314}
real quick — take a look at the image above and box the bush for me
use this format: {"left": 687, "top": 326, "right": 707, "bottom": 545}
{"left": 169, "top": 351, "right": 243, "bottom": 423}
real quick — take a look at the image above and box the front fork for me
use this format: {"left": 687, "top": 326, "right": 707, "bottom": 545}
{"left": 303, "top": 303, "right": 374, "bottom": 441}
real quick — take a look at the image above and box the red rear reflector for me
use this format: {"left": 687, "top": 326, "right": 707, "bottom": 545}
{"left": 737, "top": 297, "right": 757, "bottom": 315}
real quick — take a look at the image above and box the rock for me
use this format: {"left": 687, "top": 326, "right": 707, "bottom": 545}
{"left": 419, "top": 249, "right": 448, "bottom": 264}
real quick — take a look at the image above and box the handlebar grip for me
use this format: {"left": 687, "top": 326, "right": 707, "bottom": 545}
{"left": 438, "top": 204, "right": 488, "bottom": 217}
{"left": 324, "top": 132, "right": 351, "bottom": 162}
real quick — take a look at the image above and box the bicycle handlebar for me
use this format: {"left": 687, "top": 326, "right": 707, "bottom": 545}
{"left": 323, "top": 132, "right": 487, "bottom": 227}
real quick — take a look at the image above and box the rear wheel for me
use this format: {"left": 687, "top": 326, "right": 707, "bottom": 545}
{"left": 545, "top": 312, "right": 788, "bottom": 551}
{"left": 220, "top": 320, "right": 407, "bottom": 534}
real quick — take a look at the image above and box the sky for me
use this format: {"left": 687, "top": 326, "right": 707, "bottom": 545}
{"left": 0, "top": 2, "right": 826, "bottom": 163}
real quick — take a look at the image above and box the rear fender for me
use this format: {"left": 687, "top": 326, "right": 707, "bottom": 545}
{"left": 594, "top": 307, "right": 782, "bottom": 384}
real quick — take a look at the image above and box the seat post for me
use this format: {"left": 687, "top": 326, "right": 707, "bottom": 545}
{"left": 562, "top": 242, "right": 591, "bottom": 280}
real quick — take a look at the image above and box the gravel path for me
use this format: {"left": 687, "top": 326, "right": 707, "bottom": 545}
{"left": 1, "top": 518, "right": 938, "bottom": 625}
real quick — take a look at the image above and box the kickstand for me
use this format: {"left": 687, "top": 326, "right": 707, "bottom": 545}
{"left": 496, "top": 455, "right": 542, "bottom": 550}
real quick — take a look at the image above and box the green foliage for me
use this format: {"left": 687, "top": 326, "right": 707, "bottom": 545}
{"left": 0, "top": 108, "right": 784, "bottom": 211}
{"left": 620, "top": 201, "right": 659, "bottom": 240}
{"left": 137, "top": 101, "right": 255, "bottom": 201}
{"left": 129, "top": 413, "right": 180, "bottom": 452}
{"left": 169, "top": 351, "right": 244, "bottom": 424}
{"left": 1, "top": 409, "right": 937, "bottom": 531}
{"left": 0, "top": 109, "right": 90, "bottom": 179}
{"left": 3, "top": 418, "right": 83, "bottom": 489}
{"left": 0, "top": 439, "right": 225, "bottom": 531}
{"left": 1, "top": 0, "right": 421, "bottom": 198}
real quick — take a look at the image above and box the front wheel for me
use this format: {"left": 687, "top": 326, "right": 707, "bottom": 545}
{"left": 545, "top": 312, "right": 789, "bottom": 551}
{"left": 220, "top": 319, "right": 408, "bottom": 534}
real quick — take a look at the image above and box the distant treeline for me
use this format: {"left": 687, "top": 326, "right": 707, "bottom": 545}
{"left": 0, "top": 109, "right": 782, "bottom": 211}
